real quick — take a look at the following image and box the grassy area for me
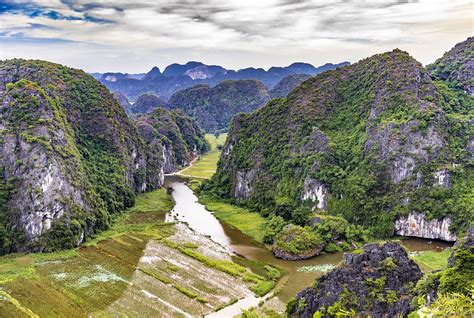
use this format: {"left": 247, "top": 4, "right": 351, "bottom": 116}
{"left": 199, "top": 195, "right": 266, "bottom": 243}
{"left": 0, "top": 185, "right": 282, "bottom": 316}
{"left": 411, "top": 248, "right": 452, "bottom": 273}
{"left": 0, "top": 188, "right": 175, "bottom": 317}
{"left": 177, "top": 133, "right": 227, "bottom": 179}
{"left": 83, "top": 188, "right": 174, "bottom": 246}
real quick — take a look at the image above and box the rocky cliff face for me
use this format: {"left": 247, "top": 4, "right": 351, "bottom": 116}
{"left": 167, "top": 79, "right": 270, "bottom": 132}
{"left": 394, "top": 212, "right": 457, "bottom": 241}
{"left": 289, "top": 243, "right": 423, "bottom": 317}
{"left": 427, "top": 37, "right": 473, "bottom": 95}
{"left": 134, "top": 108, "right": 209, "bottom": 174}
{"left": 208, "top": 45, "right": 473, "bottom": 239}
{"left": 0, "top": 59, "right": 162, "bottom": 253}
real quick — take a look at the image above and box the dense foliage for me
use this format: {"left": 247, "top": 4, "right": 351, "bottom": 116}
{"left": 134, "top": 107, "right": 209, "bottom": 174}
{"left": 0, "top": 59, "right": 156, "bottom": 253}
{"left": 167, "top": 80, "right": 270, "bottom": 133}
{"left": 410, "top": 231, "right": 474, "bottom": 316}
{"left": 427, "top": 37, "right": 473, "bottom": 95}
{"left": 204, "top": 48, "right": 473, "bottom": 238}
{"left": 262, "top": 213, "right": 368, "bottom": 257}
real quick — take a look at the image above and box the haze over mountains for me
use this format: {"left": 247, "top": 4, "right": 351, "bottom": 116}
{"left": 97, "top": 61, "right": 349, "bottom": 101}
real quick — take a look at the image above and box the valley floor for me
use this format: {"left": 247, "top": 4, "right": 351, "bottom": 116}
{"left": 176, "top": 134, "right": 227, "bottom": 179}
{"left": 0, "top": 133, "right": 455, "bottom": 318}
{"left": 0, "top": 188, "right": 281, "bottom": 317}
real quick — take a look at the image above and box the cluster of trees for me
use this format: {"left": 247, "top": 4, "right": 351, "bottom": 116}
{"left": 262, "top": 212, "right": 369, "bottom": 255}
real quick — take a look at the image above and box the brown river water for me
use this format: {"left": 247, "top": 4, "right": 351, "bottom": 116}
{"left": 163, "top": 176, "right": 453, "bottom": 305}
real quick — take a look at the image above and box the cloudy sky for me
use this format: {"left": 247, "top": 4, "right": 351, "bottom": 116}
{"left": 0, "top": 0, "right": 472, "bottom": 73}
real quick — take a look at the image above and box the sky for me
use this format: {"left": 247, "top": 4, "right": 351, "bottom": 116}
{"left": 0, "top": 0, "right": 472, "bottom": 73}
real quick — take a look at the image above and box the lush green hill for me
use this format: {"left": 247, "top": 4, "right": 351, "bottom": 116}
{"left": 127, "top": 93, "right": 167, "bottom": 115}
{"left": 270, "top": 74, "right": 312, "bottom": 98}
{"left": 427, "top": 37, "right": 473, "bottom": 95}
{"left": 204, "top": 48, "right": 473, "bottom": 242}
{"left": 167, "top": 79, "right": 270, "bottom": 132}
{"left": 0, "top": 59, "right": 166, "bottom": 253}
{"left": 134, "top": 108, "right": 209, "bottom": 173}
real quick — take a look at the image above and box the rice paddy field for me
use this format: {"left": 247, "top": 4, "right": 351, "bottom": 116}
{"left": 0, "top": 187, "right": 281, "bottom": 317}
{"left": 177, "top": 133, "right": 227, "bottom": 179}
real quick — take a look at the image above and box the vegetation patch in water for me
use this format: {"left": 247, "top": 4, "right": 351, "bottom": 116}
{"left": 296, "top": 264, "right": 336, "bottom": 273}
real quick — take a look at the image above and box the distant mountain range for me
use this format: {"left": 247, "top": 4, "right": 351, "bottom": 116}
{"left": 95, "top": 61, "right": 349, "bottom": 101}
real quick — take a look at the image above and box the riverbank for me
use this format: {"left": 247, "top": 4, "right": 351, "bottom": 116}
{"left": 199, "top": 195, "right": 266, "bottom": 243}
{"left": 0, "top": 187, "right": 281, "bottom": 317}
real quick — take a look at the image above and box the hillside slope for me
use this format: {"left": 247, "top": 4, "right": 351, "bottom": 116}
{"left": 427, "top": 37, "right": 473, "bottom": 95}
{"left": 168, "top": 79, "right": 270, "bottom": 132}
{"left": 134, "top": 108, "right": 209, "bottom": 173}
{"left": 206, "top": 49, "right": 473, "bottom": 240}
{"left": 127, "top": 93, "right": 167, "bottom": 115}
{"left": 270, "top": 74, "right": 312, "bottom": 98}
{"left": 0, "top": 59, "right": 167, "bottom": 253}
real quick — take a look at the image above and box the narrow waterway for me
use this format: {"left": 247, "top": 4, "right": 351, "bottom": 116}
{"left": 164, "top": 176, "right": 453, "bottom": 314}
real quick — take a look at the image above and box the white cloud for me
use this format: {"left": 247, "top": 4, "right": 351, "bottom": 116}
{"left": 0, "top": 0, "right": 471, "bottom": 72}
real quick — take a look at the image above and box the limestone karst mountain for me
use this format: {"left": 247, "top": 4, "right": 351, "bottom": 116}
{"left": 99, "top": 61, "right": 349, "bottom": 101}
{"left": 0, "top": 59, "right": 207, "bottom": 254}
{"left": 127, "top": 93, "right": 167, "bottom": 115}
{"left": 167, "top": 79, "right": 271, "bottom": 133}
{"left": 205, "top": 47, "right": 473, "bottom": 241}
{"left": 270, "top": 73, "right": 312, "bottom": 98}
{"left": 428, "top": 37, "right": 473, "bottom": 95}
{"left": 134, "top": 107, "right": 209, "bottom": 174}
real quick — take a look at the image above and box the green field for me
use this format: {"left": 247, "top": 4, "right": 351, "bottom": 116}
{"left": 0, "top": 188, "right": 174, "bottom": 317}
{"left": 411, "top": 249, "right": 451, "bottom": 273}
{"left": 199, "top": 195, "right": 266, "bottom": 243}
{"left": 0, "top": 185, "right": 281, "bottom": 316}
{"left": 177, "top": 133, "right": 227, "bottom": 179}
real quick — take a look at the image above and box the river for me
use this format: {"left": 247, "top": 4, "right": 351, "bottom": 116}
{"left": 163, "top": 176, "right": 452, "bottom": 315}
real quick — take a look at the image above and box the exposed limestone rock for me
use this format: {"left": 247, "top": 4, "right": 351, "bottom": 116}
{"left": 209, "top": 45, "right": 472, "bottom": 238}
{"left": 235, "top": 169, "right": 256, "bottom": 200}
{"left": 290, "top": 243, "right": 423, "bottom": 317}
{"left": 302, "top": 177, "right": 328, "bottom": 210}
{"left": 0, "top": 59, "right": 162, "bottom": 253}
{"left": 134, "top": 107, "right": 209, "bottom": 175}
{"left": 394, "top": 212, "right": 457, "bottom": 241}
{"left": 433, "top": 169, "right": 450, "bottom": 188}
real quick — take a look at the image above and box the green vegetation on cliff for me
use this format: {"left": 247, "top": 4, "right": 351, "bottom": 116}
{"left": 0, "top": 59, "right": 158, "bottom": 253}
{"left": 410, "top": 232, "right": 474, "bottom": 317}
{"left": 168, "top": 79, "right": 270, "bottom": 133}
{"left": 204, "top": 48, "right": 473, "bottom": 239}
{"left": 135, "top": 107, "right": 209, "bottom": 174}
{"left": 427, "top": 37, "right": 473, "bottom": 95}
